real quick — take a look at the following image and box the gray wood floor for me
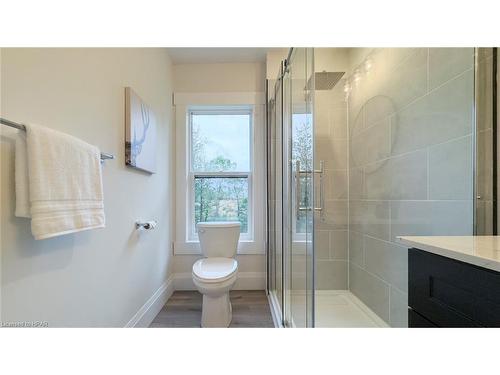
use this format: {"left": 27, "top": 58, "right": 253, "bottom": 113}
{"left": 149, "top": 290, "right": 275, "bottom": 328}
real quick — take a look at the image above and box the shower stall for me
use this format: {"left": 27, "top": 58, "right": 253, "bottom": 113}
{"left": 267, "top": 47, "right": 496, "bottom": 327}
{"left": 267, "top": 48, "right": 315, "bottom": 328}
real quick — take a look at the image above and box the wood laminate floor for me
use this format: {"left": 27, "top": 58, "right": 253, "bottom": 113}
{"left": 149, "top": 290, "right": 275, "bottom": 328}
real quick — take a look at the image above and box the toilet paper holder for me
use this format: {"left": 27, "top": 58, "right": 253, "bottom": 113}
{"left": 135, "top": 220, "right": 157, "bottom": 230}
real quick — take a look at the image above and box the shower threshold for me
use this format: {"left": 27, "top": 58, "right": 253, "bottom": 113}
{"left": 315, "top": 290, "right": 389, "bottom": 328}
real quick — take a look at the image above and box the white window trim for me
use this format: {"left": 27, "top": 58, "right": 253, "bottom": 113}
{"left": 187, "top": 107, "right": 253, "bottom": 242}
{"left": 174, "top": 92, "right": 266, "bottom": 255}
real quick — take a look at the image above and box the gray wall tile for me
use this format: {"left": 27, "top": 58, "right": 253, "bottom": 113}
{"left": 318, "top": 200, "right": 348, "bottom": 230}
{"left": 315, "top": 230, "right": 330, "bottom": 260}
{"left": 363, "top": 117, "right": 392, "bottom": 164}
{"left": 332, "top": 106, "right": 348, "bottom": 139}
{"left": 348, "top": 230, "right": 364, "bottom": 267}
{"left": 349, "top": 200, "right": 391, "bottom": 241}
{"left": 331, "top": 230, "right": 348, "bottom": 260}
{"left": 349, "top": 105, "right": 365, "bottom": 138}
{"left": 326, "top": 169, "right": 348, "bottom": 200}
{"left": 317, "top": 260, "right": 348, "bottom": 290}
{"left": 364, "top": 95, "right": 398, "bottom": 128}
{"left": 316, "top": 138, "right": 347, "bottom": 170}
{"left": 357, "top": 49, "right": 427, "bottom": 121}
{"left": 350, "top": 133, "right": 366, "bottom": 169}
{"left": 429, "top": 135, "right": 473, "bottom": 200}
{"left": 364, "top": 237, "right": 408, "bottom": 293}
{"left": 429, "top": 48, "right": 474, "bottom": 90}
{"left": 346, "top": 48, "right": 474, "bottom": 327}
{"left": 383, "top": 48, "right": 428, "bottom": 112}
{"left": 349, "top": 263, "right": 390, "bottom": 322}
{"left": 315, "top": 91, "right": 333, "bottom": 138}
{"left": 392, "top": 70, "right": 474, "bottom": 156}
{"left": 349, "top": 167, "right": 364, "bottom": 199}
{"left": 390, "top": 200, "right": 473, "bottom": 240}
{"left": 364, "top": 150, "right": 428, "bottom": 200}
{"left": 390, "top": 287, "right": 408, "bottom": 328}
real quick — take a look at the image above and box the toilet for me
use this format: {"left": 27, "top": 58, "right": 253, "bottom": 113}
{"left": 192, "top": 221, "right": 240, "bottom": 327}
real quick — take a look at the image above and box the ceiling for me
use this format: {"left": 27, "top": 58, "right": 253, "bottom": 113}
{"left": 166, "top": 48, "right": 273, "bottom": 64}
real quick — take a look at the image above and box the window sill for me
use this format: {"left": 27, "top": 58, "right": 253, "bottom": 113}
{"left": 174, "top": 240, "right": 265, "bottom": 255}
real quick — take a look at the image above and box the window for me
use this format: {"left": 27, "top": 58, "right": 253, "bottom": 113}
{"left": 174, "top": 92, "right": 265, "bottom": 255}
{"left": 188, "top": 108, "right": 253, "bottom": 240}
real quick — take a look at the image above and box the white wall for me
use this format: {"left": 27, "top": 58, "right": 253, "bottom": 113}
{"left": 0, "top": 48, "right": 175, "bottom": 327}
{"left": 174, "top": 62, "right": 265, "bottom": 93}
{"left": 266, "top": 49, "right": 289, "bottom": 80}
{"left": 172, "top": 62, "right": 266, "bottom": 288}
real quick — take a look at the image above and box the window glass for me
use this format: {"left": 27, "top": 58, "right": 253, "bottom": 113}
{"left": 190, "top": 109, "right": 252, "bottom": 236}
{"left": 194, "top": 176, "right": 249, "bottom": 233}
{"left": 191, "top": 113, "right": 251, "bottom": 172}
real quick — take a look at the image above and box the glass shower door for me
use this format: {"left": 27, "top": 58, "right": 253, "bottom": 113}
{"left": 267, "top": 63, "right": 285, "bottom": 324}
{"left": 283, "top": 48, "right": 315, "bottom": 327}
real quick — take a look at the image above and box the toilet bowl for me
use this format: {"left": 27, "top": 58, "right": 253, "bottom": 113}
{"left": 193, "top": 222, "right": 240, "bottom": 328}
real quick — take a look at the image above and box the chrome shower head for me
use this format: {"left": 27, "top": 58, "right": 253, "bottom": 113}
{"left": 314, "top": 71, "right": 345, "bottom": 90}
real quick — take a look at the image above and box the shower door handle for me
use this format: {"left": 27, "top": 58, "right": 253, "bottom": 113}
{"left": 295, "top": 160, "right": 323, "bottom": 214}
{"left": 314, "top": 161, "right": 324, "bottom": 212}
{"left": 295, "top": 160, "right": 310, "bottom": 214}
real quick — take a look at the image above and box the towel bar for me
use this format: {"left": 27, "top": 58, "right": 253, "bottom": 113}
{"left": 0, "top": 117, "right": 115, "bottom": 161}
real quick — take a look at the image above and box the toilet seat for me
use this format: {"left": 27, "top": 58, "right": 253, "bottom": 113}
{"left": 192, "top": 257, "right": 238, "bottom": 283}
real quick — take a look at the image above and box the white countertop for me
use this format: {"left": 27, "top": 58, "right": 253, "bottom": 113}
{"left": 397, "top": 236, "right": 500, "bottom": 273}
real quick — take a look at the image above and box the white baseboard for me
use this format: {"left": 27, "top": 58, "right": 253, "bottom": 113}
{"left": 174, "top": 272, "right": 266, "bottom": 291}
{"left": 125, "top": 275, "right": 175, "bottom": 328}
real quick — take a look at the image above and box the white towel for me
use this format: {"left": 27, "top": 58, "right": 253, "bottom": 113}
{"left": 15, "top": 124, "right": 105, "bottom": 240}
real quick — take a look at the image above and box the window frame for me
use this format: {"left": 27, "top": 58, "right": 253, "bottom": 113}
{"left": 187, "top": 107, "right": 254, "bottom": 241}
{"left": 173, "top": 91, "right": 266, "bottom": 255}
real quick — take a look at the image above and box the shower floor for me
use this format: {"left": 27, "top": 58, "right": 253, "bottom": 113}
{"left": 315, "top": 290, "right": 388, "bottom": 327}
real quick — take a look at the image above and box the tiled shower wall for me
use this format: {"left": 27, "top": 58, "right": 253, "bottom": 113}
{"left": 315, "top": 82, "right": 349, "bottom": 289}
{"left": 314, "top": 49, "right": 349, "bottom": 290}
{"left": 347, "top": 48, "right": 475, "bottom": 327}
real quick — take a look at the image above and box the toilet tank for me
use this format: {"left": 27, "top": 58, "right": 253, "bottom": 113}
{"left": 197, "top": 222, "right": 241, "bottom": 258}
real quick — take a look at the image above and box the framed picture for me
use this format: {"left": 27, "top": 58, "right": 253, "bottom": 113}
{"left": 125, "top": 87, "right": 156, "bottom": 173}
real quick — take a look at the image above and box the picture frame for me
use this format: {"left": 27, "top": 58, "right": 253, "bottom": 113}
{"left": 125, "top": 87, "right": 157, "bottom": 173}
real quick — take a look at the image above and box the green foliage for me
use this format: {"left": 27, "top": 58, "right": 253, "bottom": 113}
{"left": 207, "top": 155, "right": 237, "bottom": 172}
{"left": 292, "top": 116, "right": 313, "bottom": 233}
{"left": 192, "top": 123, "right": 248, "bottom": 233}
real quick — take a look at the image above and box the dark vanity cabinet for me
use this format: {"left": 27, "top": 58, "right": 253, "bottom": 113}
{"left": 408, "top": 248, "right": 500, "bottom": 327}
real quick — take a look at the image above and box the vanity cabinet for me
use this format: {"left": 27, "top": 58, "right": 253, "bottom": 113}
{"left": 408, "top": 248, "right": 500, "bottom": 328}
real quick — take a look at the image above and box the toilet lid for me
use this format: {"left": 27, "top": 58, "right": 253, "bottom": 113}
{"left": 192, "top": 258, "right": 238, "bottom": 283}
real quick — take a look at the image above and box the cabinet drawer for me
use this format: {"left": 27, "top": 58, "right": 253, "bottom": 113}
{"left": 409, "top": 248, "right": 500, "bottom": 327}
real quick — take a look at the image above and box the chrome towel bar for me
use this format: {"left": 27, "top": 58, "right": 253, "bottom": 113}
{"left": 0, "top": 117, "right": 115, "bottom": 161}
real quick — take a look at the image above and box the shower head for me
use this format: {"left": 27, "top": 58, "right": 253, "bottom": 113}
{"left": 313, "top": 71, "right": 345, "bottom": 90}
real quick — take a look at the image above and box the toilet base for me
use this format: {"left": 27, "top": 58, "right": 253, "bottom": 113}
{"left": 201, "top": 292, "right": 232, "bottom": 328}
